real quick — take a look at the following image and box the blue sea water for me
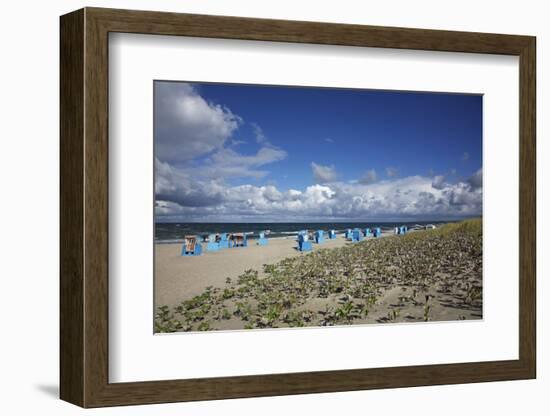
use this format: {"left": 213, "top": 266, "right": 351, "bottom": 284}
{"left": 154, "top": 221, "right": 449, "bottom": 243}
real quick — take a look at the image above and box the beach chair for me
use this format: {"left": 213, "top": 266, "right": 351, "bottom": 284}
{"left": 205, "top": 234, "right": 220, "bottom": 251}
{"left": 396, "top": 226, "right": 407, "bottom": 235}
{"left": 315, "top": 230, "right": 324, "bottom": 244}
{"left": 296, "top": 230, "right": 308, "bottom": 241}
{"left": 328, "top": 230, "right": 336, "bottom": 239}
{"left": 232, "top": 233, "right": 248, "bottom": 248}
{"left": 298, "top": 233, "right": 312, "bottom": 252}
{"left": 218, "top": 233, "right": 230, "bottom": 249}
{"left": 181, "top": 235, "right": 202, "bottom": 256}
{"left": 257, "top": 231, "right": 268, "bottom": 246}
{"left": 351, "top": 228, "right": 363, "bottom": 242}
{"left": 364, "top": 228, "right": 373, "bottom": 237}
{"left": 345, "top": 229, "right": 353, "bottom": 240}
{"left": 373, "top": 227, "right": 382, "bottom": 237}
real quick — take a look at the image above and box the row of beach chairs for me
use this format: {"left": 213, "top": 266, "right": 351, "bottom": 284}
{"left": 181, "top": 232, "right": 268, "bottom": 256}
{"left": 182, "top": 226, "right": 406, "bottom": 256}
{"left": 344, "top": 227, "right": 382, "bottom": 243}
{"left": 296, "top": 229, "right": 336, "bottom": 252}
{"left": 394, "top": 225, "right": 408, "bottom": 235}
{"left": 297, "top": 227, "right": 383, "bottom": 252}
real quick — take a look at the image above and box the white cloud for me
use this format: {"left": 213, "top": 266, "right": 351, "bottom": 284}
{"left": 445, "top": 182, "right": 481, "bottom": 206}
{"left": 431, "top": 175, "right": 446, "bottom": 190}
{"left": 155, "top": 158, "right": 227, "bottom": 208}
{"left": 154, "top": 83, "right": 481, "bottom": 222}
{"left": 324, "top": 138, "right": 334, "bottom": 143}
{"left": 311, "top": 162, "right": 338, "bottom": 183}
{"left": 156, "top": 168, "right": 483, "bottom": 221}
{"left": 197, "top": 145, "right": 287, "bottom": 180}
{"left": 155, "top": 83, "right": 288, "bottom": 184}
{"left": 359, "top": 169, "right": 377, "bottom": 184}
{"left": 468, "top": 168, "right": 482, "bottom": 189}
{"left": 251, "top": 123, "right": 268, "bottom": 144}
{"left": 154, "top": 82, "right": 241, "bottom": 163}
{"left": 209, "top": 146, "right": 287, "bottom": 168}
{"left": 385, "top": 167, "right": 398, "bottom": 178}
{"left": 462, "top": 152, "right": 470, "bottom": 161}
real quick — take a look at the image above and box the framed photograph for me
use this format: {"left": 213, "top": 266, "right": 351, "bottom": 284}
{"left": 60, "top": 7, "right": 536, "bottom": 408}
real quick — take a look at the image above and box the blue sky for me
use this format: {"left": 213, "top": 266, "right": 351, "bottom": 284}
{"left": 196, "top": 83, "right": 481, "bottom": 189}
{"left": 154, "top": 81, "right": 482, "bottom": 222}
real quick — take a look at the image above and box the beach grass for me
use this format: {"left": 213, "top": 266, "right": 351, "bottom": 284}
{"left": 155, "top": 218, "right": 482, "bottom": 333}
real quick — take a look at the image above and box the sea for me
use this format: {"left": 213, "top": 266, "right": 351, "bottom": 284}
{"left": 155, "top": 221, "right": 449, "bottom": 243}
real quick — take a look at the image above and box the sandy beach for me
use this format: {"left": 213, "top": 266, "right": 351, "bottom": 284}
{"left": 155, "top": 220, "right": 482, "bottom": 332}
{"left": 155, "top": 235, "right": 354, "bottom": 309}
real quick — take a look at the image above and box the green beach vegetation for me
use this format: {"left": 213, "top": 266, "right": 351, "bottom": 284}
{"left": 155, "top": 219, "right": 482, "bottom": 333}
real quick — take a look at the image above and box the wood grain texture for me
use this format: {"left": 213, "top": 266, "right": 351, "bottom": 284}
{"left": 59, "top": 8, "right": 84, "bottom": 407}
{"left": 518, "top": 38, "right": 536, "bottom": 376}
{"left": 59, "top": 7, "right": 537, "bottom": 408}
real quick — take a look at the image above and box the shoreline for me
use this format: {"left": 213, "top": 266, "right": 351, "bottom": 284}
{"left": 154, "top": 222, "right": 449, "bottom": 244}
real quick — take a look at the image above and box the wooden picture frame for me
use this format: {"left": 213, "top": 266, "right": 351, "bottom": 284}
{"left": 60, "top": 7, "right": 536, "bottom": 408}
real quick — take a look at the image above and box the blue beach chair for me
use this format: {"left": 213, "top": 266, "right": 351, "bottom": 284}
{"left": 181, "top": 236, "right": 202, "bottom": 256}
{"left": 218, "top": 233, "right": 230, "bottom": 249}
{"left": 396, "top": 226, "right": 408, "bottom": 235}
{"left": 315, "top": 230, "right": 324, "bottom": 244}
{"left": 328, "top": 230, "right": 336, "bottom": 239}
{"left": 351, "top": 228, "right": 363, "bottom": 242}
{"left": 257, "top": 231, "right": 268, "bottom": 246}
{"left": 345, "top": 229, "right": 353, "bottom": 240}
{"left": 206, "top": 234, "right": 220, "bottom": 251}
{"left": 364, "top": 228, "right": 373, "bottom": 237}
{"left": 373, "top": 227, "right": 381, "bottom": 237}
{"left": 232, "top": 233, "right": 248, "bottom": 248}
{"left": 298, "top": 233, "right": 312, "bottom": 252}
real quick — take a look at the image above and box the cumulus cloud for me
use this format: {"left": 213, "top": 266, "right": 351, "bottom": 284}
{"left": 155, "top": 158, "right": 226, "bottom": 208}
{"left": 311, "top": 162, "right": 338, "bottom": 183}
{"left": 154, "top": 82, "right": 241, "bottom": 163}
{"left": 468, "top": 168, "right": 482, "bottom": 189}
{"left": 431, "top": 175, "right": 447, "bottom": 190}
{"left": 156, "top": 168, "right": 483, "bottom": 221}
{"left": 324, "top": 138, "right": 334, "bottom": 143}
{"left": 359, "top": 169, "right": 377, "bottom": 184}
{"left": 385, "top": 167, "right": 398, "bottom": 178}
{"left": 154, "top": 82, "right": 288, "bottom": 186}
{"left": 446, "top": 182, "right": 481, "bottom": 206}
{"left": 155, "top": 141, "right": 289, "bottom": 208}
{"left": 154, "top": 82, "right": 482, "bottom": 222}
